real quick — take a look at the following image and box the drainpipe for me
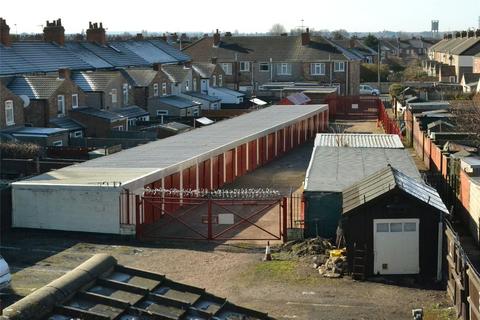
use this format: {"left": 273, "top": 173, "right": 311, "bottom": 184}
{"left": 270, "top": 57, "right": 273, "bottom": 82}
{"left": 436, "top": 213, "right": 444, "bottom": 282}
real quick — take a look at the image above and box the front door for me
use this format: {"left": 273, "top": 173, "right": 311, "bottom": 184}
{"left": 373, "top": 218, "right": 419, "bottom": 275}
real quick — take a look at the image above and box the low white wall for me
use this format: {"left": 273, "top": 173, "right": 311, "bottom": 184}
{"left": 12, "top": 185, "right": 122, "bottom": 234}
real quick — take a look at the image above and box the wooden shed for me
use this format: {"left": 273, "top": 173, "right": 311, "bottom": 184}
{"left": 342, "top": 166, "right": 449, "bottom": 280}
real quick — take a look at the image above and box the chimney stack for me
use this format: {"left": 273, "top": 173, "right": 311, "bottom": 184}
{"left": 58, "top": 68, "right": 71, "bottom": 80}
{"left": 171, "top": 33, "right": 178, "bottom": 42}
{"left": 476, "top": 29, "right": 480, "bottom": 38}
{"left": 135, "top": 33, "right": 143, "bottom": 40}
{"left": 447, "top": 33, "right": 453, "bottom": 39}
{"left": 301, "top": 27, "right": 310, "bottom": 46}
{"left": 211, "top": 57, "right": 218, "bottom": 64}
{"left": 153, "top": 63, "right": 162, "bottom": 71}
{"left": 0, "top": 18, "right": 11, "bottom": 47}
{"left": 461, "top": 30, "right": 467, "bottom": 38}
{"left": 213, "top": 29, "right": 220, "bottom": 46}
{"left": 467, "top": 30, "right": 475, "bottom": 38}
{"left": 86, "top": 21, "right": 106, "bottom": 45}
{"left": 44, "top": 18, "right": 65, "bottom": 46}
{"left": 455, "top": 31, "right": 461, "bottom": 38}
{"left": 160, "top": 33, "right": 167, "bottom": 41}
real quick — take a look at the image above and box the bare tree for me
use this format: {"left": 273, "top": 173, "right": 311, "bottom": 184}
{"left": 449, "top": 99, "right": 480, "bottom": 145}
{"left": 331, "top": 29, "right": 349, "bottom": 40}
{"left": 269, "top": 23, "right": 287, "bottom": 35}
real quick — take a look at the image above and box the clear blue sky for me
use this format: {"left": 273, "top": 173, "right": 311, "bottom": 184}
{"left": 2, "top": 0, "right": 479, "bottom": 34}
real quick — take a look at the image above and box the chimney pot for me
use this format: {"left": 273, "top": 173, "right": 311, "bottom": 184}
{"left": 153, "top": 63, "right": 162, "bottom": 71}
{"left": 43, "top": 18, "right": 65, "bottom": 46}
{"left": 87, "top": 21, "right": 107, "bottom": 45}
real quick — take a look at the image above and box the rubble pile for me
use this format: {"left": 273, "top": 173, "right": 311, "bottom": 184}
{"left": 281, "top": 237, "right": 334, "bottom": 257}
{"left": 316, "top": 254, "right": 348, "bottom": 278}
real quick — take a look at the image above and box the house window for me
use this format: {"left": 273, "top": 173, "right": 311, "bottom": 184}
{"left": 185, "top": 80, "right": 190, "bottom": 91}
{"left": 52, "top": 140, "right": 63, "bottom": 146}
{"left": 73, "top": 131, "right": 82, "bottom": 138}
{"left": 72, "top": 94, "right": 78, "bottom": 108}
{"left": 212, "top": 75, "right": 217, "bottom": 87}
{"left": 5, "top": 100, "right": 14, "bottom": 126}
{"left": 277, "top": 63, "right": 292, "bottom": 75}
{"left": 57, "top": 95, "right": 65, "bottom": 115}
{"left": 162, "top": 83, "right": 167, "bottom": 95}
{"left": 193, "top": 78, "right": 197, "bottom": 91}
{"left": 192, "top": 108, "right": 199, "bottom": 117}
{"left": 259, "top": 63, "right": 270, "bottom": 72}
{"left": 219, "top": 75, "right": 223, "bottom": 87}
{"left": 334, "top": 61, "right": 345, "bottom": 72}
{"left": 240, "top": 61, "right": 250, "bottom": 72}
{"left": 122, "top": 83, "right": 129, "bottom": 105}
{"left": 111, "top": 89, "right": 118, "bottom": 103}
{"left": 310, "top": 63, "right": 325, "bottom": 75}
{"left": 221, "top": 63, "right": 232, "bottom": 75}
{"left": 153, "top": 83, "right": 159, "bottom": 97}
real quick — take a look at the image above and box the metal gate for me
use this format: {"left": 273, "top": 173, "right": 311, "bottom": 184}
{"left": 134, "top": 195, "right": 287, "bottom": 241}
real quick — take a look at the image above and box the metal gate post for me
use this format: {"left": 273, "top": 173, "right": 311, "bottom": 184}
{"left": 207, "top": 198, "right": 213, "bottom": 240}
{"left": 282, "top": 197, "right": 288, "bottom": 243}
{"left": 135, "top": 195, "right": 141, "bottom": 238}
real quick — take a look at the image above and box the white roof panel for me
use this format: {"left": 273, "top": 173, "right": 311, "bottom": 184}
{"left": 314, "top": 133, "right": 404, "bottom": 149}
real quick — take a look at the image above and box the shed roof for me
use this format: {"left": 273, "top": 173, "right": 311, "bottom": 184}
{"left": 211, "top": 87, "right": 245, "bottom": 97}
{"left": 8, "top": 127, "right": 68, "bottom": 137}
{"left": 314, "top": 134, "right": 404, "bottom": 148}
{"left": 155, "top": 95, "right": 201, "bottom": 109}
{"left": 15, "top": 104, "right": 327, "bottom": 187}
{"left": 73, "top": 107, "right": 126, "bottom": 121}
{"left": 304, "top": 146, "right": 421, "bottom": 192}
{"left": 342, "top": 166, "right": 449, "bottom": 214}
{"left": 112, "top": 105, "right": 149, "bottom": 118}
{"left": 49, "top": 117, "right": 85, "bottom": 130}
{"left": 183, "top": 92, "right": 221, "bottom": 102}
{"left": 0, "top": 254, "right": 271, "bottom": 320}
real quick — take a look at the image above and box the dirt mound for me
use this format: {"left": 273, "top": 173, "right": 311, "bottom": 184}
{"left": 280, "top": 237, "right": 334, "bottom": 257}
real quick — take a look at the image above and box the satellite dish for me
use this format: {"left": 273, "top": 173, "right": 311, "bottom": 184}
{"left": 19, "top": 95, "right": 30, "bottom": 108}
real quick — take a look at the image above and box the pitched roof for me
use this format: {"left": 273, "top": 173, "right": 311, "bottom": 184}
{"left": 8, "top": 75, "right": 64, "bottom": 99}
{"left": 0, "top": 41, "right": 94, "bottom": 76}
{"left": 110, "top": 40, "right": 181, "bottom": 64}
{"left": 73, "top": 107, "right": 126, "bottom": 122}
{"left": 342, "top": 166, "right": 449, "bottom": 214}
{"left": 430, "top": 37, "right": 480, "bottom": 55}
{"left": 75, "top": 42, "right": 150, "bottom": 68}
{"left": 148, "top": 39, "right": 191, "bottom": 62}
{"left": 122, "top": 69, "right": 158, "bottom": 87}
{"left": 304, "top": 147, "right": 421, "bottom": 192}
{"left": 1, "top": 254, "right": 272, "bottom": 320}
{"left": 112, "top": 105, "right": 149, "bottom": 118}
{"left": 161, "top": 64, "right": 190, "bottom": 83}
{"left": 71, "top": 71, "right": 122, "bottom": 92}
{"left": 192, "top": 62, "right": 217, "bottom": 78}
{"left": 183, "top": 35, "right": 356, "bottom": 62}
{"left": 314, "top": 134, "right": 404, "bottom": 149}
{"left": 153, "top": 95, "right": 201, "bottom": 109}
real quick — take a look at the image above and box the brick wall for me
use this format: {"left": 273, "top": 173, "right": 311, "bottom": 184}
{"left": 0, "top": 83, "right": 24, "bottom": 129}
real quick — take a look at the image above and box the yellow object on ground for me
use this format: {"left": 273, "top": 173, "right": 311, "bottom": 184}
{"left": 329, "top": 248, "right": 346, "bottom": 258}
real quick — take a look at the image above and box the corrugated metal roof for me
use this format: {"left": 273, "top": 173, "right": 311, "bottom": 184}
{"left": 8, "top": 75, "right": 64, "bottom": 99}
{"left": 314, "top": 134, "right": 404, "bottom": 149}
{"left": 0, "top": 42, "right": 94, "bottom": 76}
{"left": 304, "top": 146, "right": 421, "bottom": 192}
{"left": 15, "top": 104, "right": 328, "bottom": 186}
{"left": 342, "top": 166, "right": 449, "bottom": 214}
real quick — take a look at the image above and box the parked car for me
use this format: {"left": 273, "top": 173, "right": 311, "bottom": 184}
{"left": 359, "top": 84, "right": 380, "bottom": 96}
{"left": 0, "top": 255, "right": 11, "bottom": 290}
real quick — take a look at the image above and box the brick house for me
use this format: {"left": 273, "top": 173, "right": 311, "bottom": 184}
{"left": 0, "top": 81, "right": 24, "bottom": 130}
{"left": 70, "top": 107, "right": 128, "bottom": 137}
{"left": 161, "top": 64, "right": 193, "bottom": 94}
{"left": 6, "top": 70, "right": 86, "bottom": 127}
{"left": 191, "top": 62, "right": 226, "bottom": 93}
{"left": 121, "top": 65, "right": 172, "bottom": 108}
{"left": 71, "top": 71, "right": 134, "bottom": 110}
{"left": 183, "top": 29, "right": 361, "bottom": 96}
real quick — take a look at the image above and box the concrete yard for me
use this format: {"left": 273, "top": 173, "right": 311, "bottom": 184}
{"left": 0, "top": 120, "right": 454, "bottom": 319}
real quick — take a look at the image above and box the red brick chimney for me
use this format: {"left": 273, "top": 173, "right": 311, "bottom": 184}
{"left": 86, "top": 22, "right": 106, "bottom": 45}
{"left": 0, "top": 18, "right": 10, "bottom": 47}
{"left": 44, "top": 18, "right": 65, "bottom": 46}
{"left": 153, "top": 63, "right": 162, "bottom": 71}
{"left": 213, "top": 29, "right": 220, "bottom": 46}
{"left": 58, "top": 68, "right": 71, "bottom": 80}
{"left": 161, "top": 33, "right": 167, "bottom": 41}
{"left": 301, "top": 27, "right": 310, "bottom": 46}
{"left": 135, "top": 33, "right": 143, "bottom": 40}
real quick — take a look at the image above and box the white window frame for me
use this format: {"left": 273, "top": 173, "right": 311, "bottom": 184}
{"left": 161, "top": 83, "right": 167, "bottom": 95}
{"left": 52, "top": 140, "right": 63, "bottom": 146}
{"left": 310, "top": 63, "right": 325, "bottom": 75}
{"left": 57, "top": 95, "right": 65, "bottom": 115}
{"left": 277, "top": 63, "right": 292, "bottom": 75}
{"left": 71, "top": 94, "right": 78, "bottom": 109}
{"left": 122, "top": 83, "right": 129, "bottom": 105}
{"left": 73, "top": 131, "right": 82, "bottom": 138}
{"left": 221, "top": 63, "right": 232, "bottom": 75}
{"left": 153, "top": 83, "right": 159, "bottom": 97}
{"left": 334, "top": 61, "right": 345, "bottom": 72}
{"left": 5, "top": 100, "right": 14, "bottom": 126}
{"left": 259, "top": 63, "right": 270, "bottom": 72}
{"left": 218, "top": 75, "right": 223, "bottom": 87}
{"left": 111, "top": 89, "right": 118, "bottom": 103}
{"left": 212, "top": 75, "right": 217, "bottom": 87}
{"left": 240, "top": 61, "right": 250, "bottom": 72}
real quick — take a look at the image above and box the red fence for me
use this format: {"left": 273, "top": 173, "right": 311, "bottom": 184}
{"left": 378, "top": 102, "right": 402, "bottom": 136}
{"left": 327, "top": 96, "right": 380, "bottom": 120}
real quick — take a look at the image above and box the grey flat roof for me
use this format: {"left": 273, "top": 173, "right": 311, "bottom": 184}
{"left": 314, "top": 134, "right": 404, "bottom": 149}
{"left": 15, "top": 104, "right": 327, "bottom": 188}
{"left": 9, "top": 127, "right": 68, "bottom": 136}
{"left": 304, "top": 146, "right": 421, "bottom": 192}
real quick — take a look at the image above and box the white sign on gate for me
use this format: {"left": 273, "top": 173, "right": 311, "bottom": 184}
{"left": 218, "top": 213, "right": 234, "bottom": 224}
{"left": 352, "top": 103, "right": 359, "bottom": 109}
